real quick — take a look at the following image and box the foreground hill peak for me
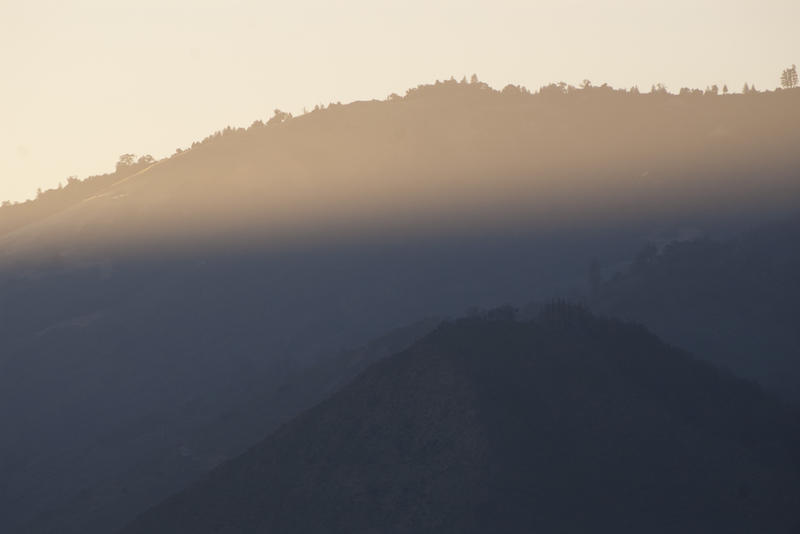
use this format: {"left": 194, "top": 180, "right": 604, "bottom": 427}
{"left": 122, "top": 309, "right": 800, "bottom": 534}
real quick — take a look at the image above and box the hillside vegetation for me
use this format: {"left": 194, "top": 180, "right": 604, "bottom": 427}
{"left": 122, "top": 308, "right": 800, "bottom": 534}
{"left": 592, "top": 217, "right": 800, "bottom": 401}
{"left": 2, "top": 79, "right": 799, "bottom": 533}
{"left": 2, "top": 80, "right": 799, "bottom": 264}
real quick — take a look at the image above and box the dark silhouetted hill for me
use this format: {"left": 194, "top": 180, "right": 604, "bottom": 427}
{"left": 121, "top": 309, "right": 800, "bottom": 534}
{"left": 592, "top": 217, "right": 800, "bottom": 402}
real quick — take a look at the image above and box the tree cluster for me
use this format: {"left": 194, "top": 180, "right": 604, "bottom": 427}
{"left": 781, "top": 64, "right": 798, "bottom": 89}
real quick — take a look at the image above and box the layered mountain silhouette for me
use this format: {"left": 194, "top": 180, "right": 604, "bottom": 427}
{"left": 3, "top": 316, "right": 436, "bottom": 534}
{"left": 122, "top": 308, "right": 800, "bottom": 534}
{"left": 592, "top": 217, "right": 800, "bottom": 402}
{"left": 2, "top": 81, "right": 799, "bottom": 533}
{"left": 19, "top": 315, "right": 439, "bottom": 534}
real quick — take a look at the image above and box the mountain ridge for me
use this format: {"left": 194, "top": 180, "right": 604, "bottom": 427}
{"left": 121, "top": 309, "right": 800, "bottom": 534}
{"left": 3, "top": 80, "right": 799, "bottom": 534}
{"left": 592, "top": 216, "right": 800, "bottom": 401}
{"left": 3, "top": 81, "right": 799, "bottom": 265}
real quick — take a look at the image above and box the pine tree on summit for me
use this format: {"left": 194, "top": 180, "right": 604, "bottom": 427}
{"left": 781, "top": 64, "right": 798, "bottom": 89}
{"left": 116, "top": 153, "right": 136, "bottom": 171}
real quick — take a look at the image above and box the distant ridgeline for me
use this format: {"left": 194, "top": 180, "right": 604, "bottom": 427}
{"left": 0, "top": 155, "right": 154, "bottom": 238}
{"left": 591, "top": 216, "right": 800, "bottom": 402}
{"left": 2, "top": 77, "right": 799, "bottom": 254}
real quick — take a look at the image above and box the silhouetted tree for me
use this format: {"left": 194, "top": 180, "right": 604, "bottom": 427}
{"left": 722, "top": 84, "right": 728, "bottom": 95}
{"left": 652, "top": 83, "right": 668, "bottom": 95}
{"left": 267, "top": 109, "right": 292, "bottom": 126}
{"left": 781, "top": 64, "right": 798, "bottom": 88}
{"left": 116, "top": 153, "right": 136, "bottom": 171}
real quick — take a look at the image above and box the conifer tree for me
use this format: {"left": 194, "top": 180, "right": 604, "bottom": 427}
{"left": 781, "top": 64, "right": 798, "bottom": 88}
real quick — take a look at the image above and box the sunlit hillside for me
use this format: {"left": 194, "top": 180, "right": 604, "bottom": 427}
{"left": 2, "top": 79, "right": 799, "bottom": 265}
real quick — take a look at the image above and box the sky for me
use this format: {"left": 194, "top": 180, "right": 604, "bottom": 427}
{"left": 1, "top": 0, "right": 798, "bottom": 203}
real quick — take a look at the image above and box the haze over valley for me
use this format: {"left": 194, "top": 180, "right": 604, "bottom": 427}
{"left": 2, "top": 2, "right": 800, "bottom": 532}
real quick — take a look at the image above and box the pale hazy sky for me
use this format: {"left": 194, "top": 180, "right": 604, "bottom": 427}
{"left": 1, "top": 0, "right": 798, "bottom": 202}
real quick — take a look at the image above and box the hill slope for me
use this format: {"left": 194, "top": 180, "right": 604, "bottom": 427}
{"left": 3, "top": 81, "right": 800, "bottom": 533}
{"left": 122, "top": 309, "right": 800, "bottom": 534}
{"left": 2, "top": 82, "right": 800, "bottom": 263}
{"left": 2, "top": 314, "right": 435, "bottom": 534}
{"left": 592, "top": 217, "right": 800, "bottom": 401}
